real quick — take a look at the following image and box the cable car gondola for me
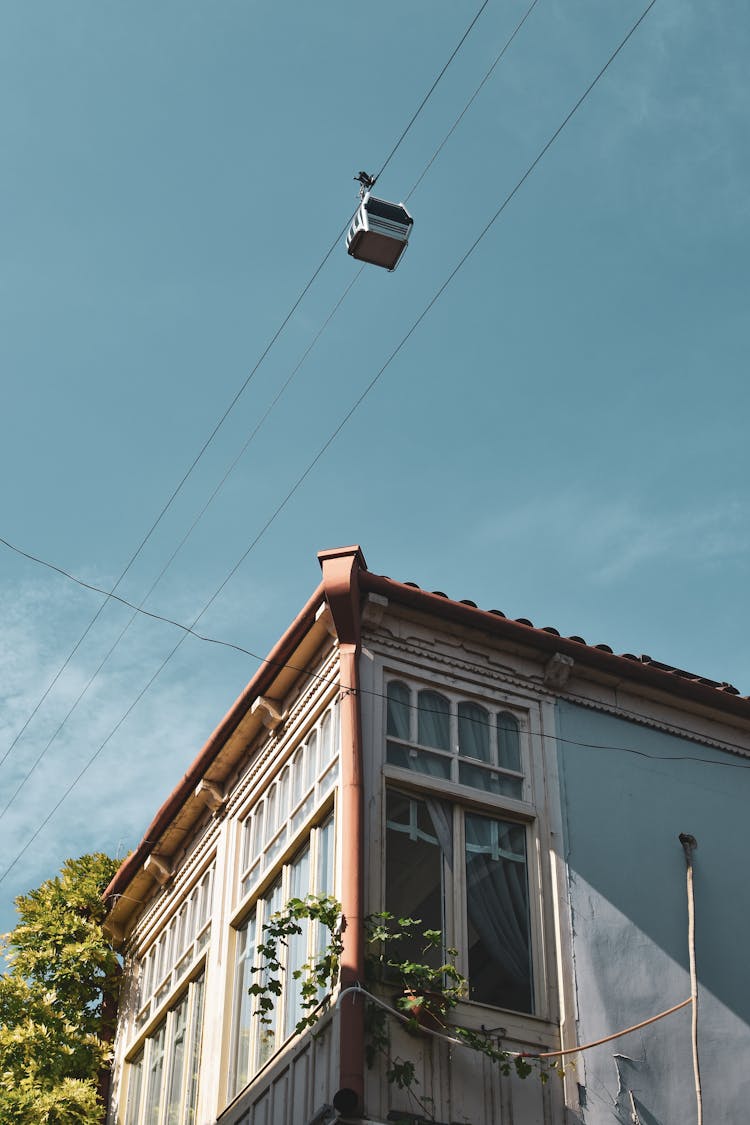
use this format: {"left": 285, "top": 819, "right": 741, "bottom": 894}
{"left": 346, "top": 172, "right": 413, "bottom": 272}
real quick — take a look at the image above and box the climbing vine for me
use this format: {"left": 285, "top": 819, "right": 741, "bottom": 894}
{"left": 248, "top": 895, "right": 344, "bottom": 1036}
{"left": 249, "top": 897, "right": 565, "bottom": 1119}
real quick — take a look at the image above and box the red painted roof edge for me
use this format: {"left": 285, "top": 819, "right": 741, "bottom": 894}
{"left": 103, "top": 580, "right": 326, "bottom": 906}
{"left": 359, "top": 571, "right": 750, "bottom": 723}
{"left": 105, "top": 559, "right": 750, "bottom": 911}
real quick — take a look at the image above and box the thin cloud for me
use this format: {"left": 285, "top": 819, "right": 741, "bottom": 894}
{"left": 475, "top": 493, "right": 750, "bottom": 587}
{"left": 0, "top": 572, "right": 258, "bottom": 930}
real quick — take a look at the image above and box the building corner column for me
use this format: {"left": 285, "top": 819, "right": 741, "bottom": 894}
{"left": 318, "top": 546, "right": 367, "bottom": 1117}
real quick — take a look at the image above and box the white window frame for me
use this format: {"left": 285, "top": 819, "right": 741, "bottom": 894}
{"left": 236, "top": 698, "right": 340, "bottom": 905}
{"left": 134, "top": 865, "right": 214, "bottom": 1032}
{"left": 386, "top": 786, "right": 535, "bottom": 1012}
{"left": 377, "top": 667, "right": 551, "bottom": 1025}
{"left": 124, "top": 970, "right": 205, "bottom": 1125}
{"left": 227, "top": 810, "right": 337, "bottom": 1101}
{"left": 385, "top": 677, "right": 528, "bottom": 801}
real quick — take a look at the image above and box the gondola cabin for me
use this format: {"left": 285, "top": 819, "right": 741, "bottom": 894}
{"left": 346, "top": 192, "right": 414, "bottom": 271}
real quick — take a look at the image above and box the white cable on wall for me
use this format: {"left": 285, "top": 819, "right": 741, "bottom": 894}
{"left": 679, "top": 833, "right": 703, "bottom": 1125}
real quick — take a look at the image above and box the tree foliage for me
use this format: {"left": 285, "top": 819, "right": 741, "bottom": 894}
{"left": 0, "top": 853, "right": 120, "bottom": 1125}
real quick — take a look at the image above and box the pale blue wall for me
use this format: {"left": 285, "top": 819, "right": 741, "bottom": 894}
{"left": 556, "top": 700, "right": 750, "bottom": 1125}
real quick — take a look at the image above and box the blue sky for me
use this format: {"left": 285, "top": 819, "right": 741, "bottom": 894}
{"left": 0, "top": 0, "right": 748, "bottom": 931}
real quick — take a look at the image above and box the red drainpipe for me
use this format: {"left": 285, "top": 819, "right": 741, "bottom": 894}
{"left": 318, "top": 547, "right": 366, "bottom": 1116}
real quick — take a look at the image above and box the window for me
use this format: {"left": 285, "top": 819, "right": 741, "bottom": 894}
{"left": 386, "top": 790, "right": 533, "bottom": 1013}
{"left": 136, "top": 867, "right": 213, "bottom": 1030}
{"left": 238, "top": 701, "right": 339, "bottom": 899}
{"left": 228, "top": 814, "right": 336, "bottom": 1099}
{"left": 383, "top": 677, "right": 536, "bottom": 1016}
{"left": 125, "top": 973, "right": 205, "bottom": 1125}
{"left": 386, "top": 680, "right": 524, "bottom": 799}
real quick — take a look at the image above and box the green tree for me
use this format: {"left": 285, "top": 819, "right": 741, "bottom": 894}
{"left": 0, "top": 853, "right": 121, "bottom": 1125}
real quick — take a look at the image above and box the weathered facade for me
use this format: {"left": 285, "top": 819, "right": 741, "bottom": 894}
{"left": 105, "top": 546, "right": 750, "bottom": 1125}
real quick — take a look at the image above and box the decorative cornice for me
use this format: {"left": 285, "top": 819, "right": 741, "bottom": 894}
{"left": 368, "top": 629, "right": 544, "bottom": 705}
{"left": 367, "top": 623, "right": 749, "bottom": 758}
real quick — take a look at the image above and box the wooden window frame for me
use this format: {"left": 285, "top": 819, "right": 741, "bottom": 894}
{"left": 124, "top": 971, "right": 205, "bottom": 1125}
{"left": 227, "top": 810, "right": 337, "bottom": 1102}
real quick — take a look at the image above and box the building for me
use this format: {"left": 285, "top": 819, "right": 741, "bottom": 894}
{"left": 104, "top": 545, "right": 750, "bottom": 1125}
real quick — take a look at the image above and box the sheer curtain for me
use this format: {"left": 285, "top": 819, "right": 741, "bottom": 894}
{"left": 464, "top": 813, "right": 532, "bottom": 1010}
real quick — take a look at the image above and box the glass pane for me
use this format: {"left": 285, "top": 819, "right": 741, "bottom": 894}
{"left": 252, "top": 806, "right": 264, "bottom": 867}
{"left": 386, "top": 681, "right": 411, "bottom": 740}
{"left": 125, "top": 1050, "right": 144, "bottom": 1125}
{"left": 256, "top": 882, "right": 283, "bottom": 1070}
{"left": 184, "top": 976, "right": 205, "bottom": 1124}
{"left": 290, "top": 792, "right": 314, "bottom": 835}
{"left": 291, "top": 748, "right": 304, "bottom": 807}
{"left": 320, "top": 711, "right": 332, "bottom": 768}
{"left": 319, "top": 758, "right": 338, "bottom": 798}
{"left": 230, "top": 914, "right": 256, "bottom": 1098}
{"left": 144, "top": 1020, "right": 166, "bottom": 1125}
{"left": 184, "top": 893, "right": 195, "bottom": 949}
{"left": 305, "top": 732, "right": 317, "bottom": 790}
{"left": 458, "top": 761, "right": 523, "bottom": 800}
{"left": 387, "top": 741, "right": 451, "bottom": 779}
{"left": 278, "top": 767, "right": 290, "bottom": 826}
{"left": 265, "top": 786, "right": 277, "bottom": 847}
{"left": 464, "top": 812, "right": 532, "bottom": 1012}
{"left": 417, "top": 690, "right": 450, "bottom": 750}
{"left": 285, "top": 846, "right": 311, "bottom": 1038}
{"left": 316, "top": 815, "right": 335, "bottom": 895}
{"left": 332, "top": 699, "right": 340, "bottom": 753}
{"left": 175, "top": 905, "right": 188, "bottom": 964}
{"left": 497, "top": 712, "right": 521, "bottom": 773}
{"left": 155, "top": 934, "right": 168, "bottom": 986}
{"left": 198, "top": 873, "right": 213, "bottom": 947}
{"left": 314, "top": 815, "right": 336, "bottom": 1000}
{"left": 140, "top": 951, "right": 153, "bottom": 1011}
{"left": 458, "top": 702, "right": 490, "bottom": 762}
{"left": 165, "top": 993, "right": 189, "bottom": 1125}
{"left": 386, "top": 791, "right": 450, "bottom": 972}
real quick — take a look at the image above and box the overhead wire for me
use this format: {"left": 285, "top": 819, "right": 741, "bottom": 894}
{"left": 2, "top": 531, "right": 750, "bottom": 773}
{"left": 0, "top": 0, "right": 489, "bottom": 777}
{"left": 0, "top": 0, "right": 539, "bottom": 813}
{"left": 0, "top": 0, "right": 662, "bottom": 880}
{"left": 405, "top": 0, "right": 542, "bottom": 202}
{"left": 0, "top": 0, "right": 552, "bottom": 802}
{"left": 372, "top": 0, "right": 490, "bottom": 183}
{"left": 0, "top": 268, "right": 365, "bottom": 816}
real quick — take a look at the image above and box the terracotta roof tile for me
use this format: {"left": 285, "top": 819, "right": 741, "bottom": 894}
{"left": 362, "top": 570, "right": 748, "bottom": 703}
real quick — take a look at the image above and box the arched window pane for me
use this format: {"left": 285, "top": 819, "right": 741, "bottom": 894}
{"left": 417, "top": 690, "right": 450, "bottom": 750}
{"left": 458, "top": 702, "right": 490, "bottom": 762}
{"left": 320, "top": 711, "right": 332, "bottom": 767}
{"left": 386, "top": 681, "right": 411, "bottom": 740}
{"left": 497, "top": 712, "right": 521, "bottom": 773}
{"left": 305, "top": 732, "right": 317, "bottom": 791}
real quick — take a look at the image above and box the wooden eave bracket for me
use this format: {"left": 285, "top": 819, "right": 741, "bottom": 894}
{"left": 251, "top": 695, "right": 286, "bottom": 731}
{"left": 194, "top": 778, "right": 225, "bottom": 813}
{"left": 144, "top": 853, "right": 172, "bottom": 886}
{"left": 544, "top": 651, "right": 575, "bottom": 690}
{"left": 315, "top": 602, "right": 337, "bottom": 638}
